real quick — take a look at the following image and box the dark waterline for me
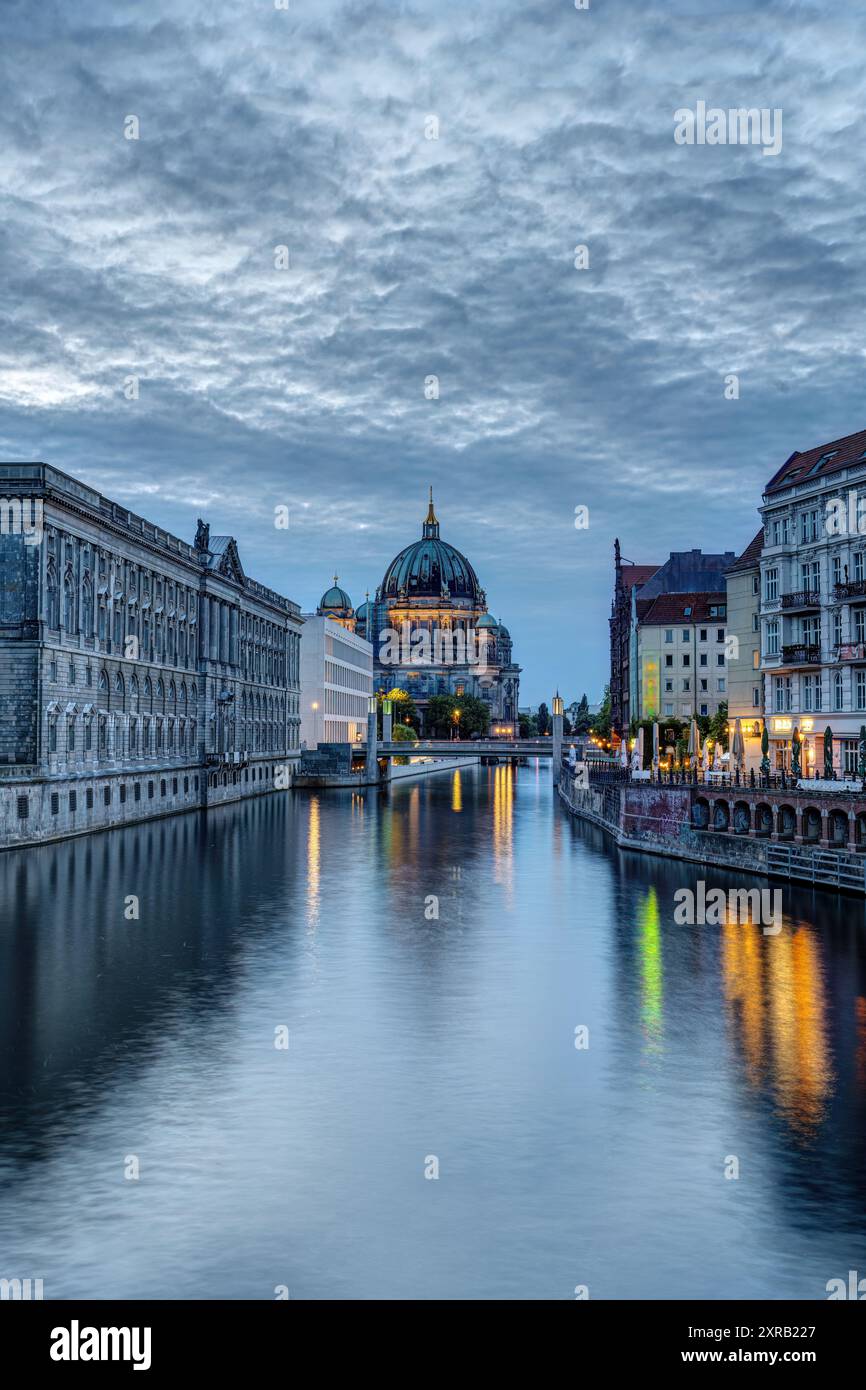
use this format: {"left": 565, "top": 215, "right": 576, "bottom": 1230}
{"left": 0, "top": 762, "right": 865, "bottom": 1300}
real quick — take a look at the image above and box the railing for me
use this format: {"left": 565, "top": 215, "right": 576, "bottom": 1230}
{"left": 835, "top": 580, "right": 866, "bottom": 600}
{"left": 781, "top": 643, "right": 821, "bottom": 665}
{"left": 781, "top": 589, "right": 821, "bottom": 609}
{"left": 834, "top": 642, "right": 866, "bottom": 661}
{"left": 575, "top": 761, "right": 866, "bottom": 794}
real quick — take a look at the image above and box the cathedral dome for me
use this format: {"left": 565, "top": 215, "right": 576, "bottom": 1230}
{"left": 319, "top": 576, "right": 353, "bottom": 613}
{"left": 380, "top": 490, "right": 483, "bottom": 602}
{"left": 476, "top": 613, "right": 497, "bottom": 628}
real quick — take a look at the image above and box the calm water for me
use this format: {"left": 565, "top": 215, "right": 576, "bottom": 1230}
{"left": 1, "top": 762, "right": 865, "bottom": 1300}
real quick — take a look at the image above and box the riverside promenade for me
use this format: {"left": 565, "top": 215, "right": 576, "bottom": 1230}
{"left": 557, "top": 761, "right": 866, "bottom": 894}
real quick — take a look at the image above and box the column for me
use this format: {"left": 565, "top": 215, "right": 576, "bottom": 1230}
{"left": 552, "top": 692, "right": 564, "bottom": 785}
{"left": 365, "top": 697, "right": 378, "bottom": 783}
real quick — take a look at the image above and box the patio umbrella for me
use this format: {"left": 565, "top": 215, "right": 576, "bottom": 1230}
{"left": 620, "top": 733, "right": 629, "bottom": 769}
{"left": 652, "top": 721, "right": 659, "bottom": 771}
{"left": 732, "top": 717, "right": 745, "bottom": 771}
{"left": 823, "top": 725, "right": 834, "bottom": 779}
{"left": 631, "top": 725, "right": 645, "bottom": 773}
{"left": 712, "top": 739, "right": 721, "bottom": 771}
{"left": 791, "top": 725, "right": 801, "bottom": 779}
{"left": 688, "top": 719, "right": 700, "bottom": 766}
{"left": 859, "top": 725, "right": 866, "bottom": 780}
{"left": 760, "top": 723, "right": 770, "bottom": 776}
{"left": 702, "top": 737, "right": 711, "bottom": 773}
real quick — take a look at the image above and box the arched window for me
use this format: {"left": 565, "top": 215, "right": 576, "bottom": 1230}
{"left": 82, "top": 575, "right": 93, "bottom": 636}
{"left": 114, "top": 672, "right": 124, "bottom": 697}
{"left": 169, "top": 681, "right": 176, "bottom": 706}
{"left": 156, "top": 678, "right": 164, "bottom": 702}
{"left": 63, "top": 572, "right": 75, "bottom": 633}
{"left": 130, "top": 674, "right": 139, "bottom": 711}
{"left": 99, "top": 669, "right": 108, "bottom": 694}
{"left": 144, "top": 676, "right": 152, "bottom": 704}
{"left": 834, "top": 670, "right": 844, "bottom": 711}
{"left": 46, "top": 558, "right": 60, "bottom": 628}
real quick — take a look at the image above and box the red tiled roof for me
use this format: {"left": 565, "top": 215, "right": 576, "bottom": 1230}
{"left": 620, "top": 564, "right": 658, "bottom": 590}
{"left": 638, "top": 591, "right": 727, "bottom": 626}
{"left": 766, "top": 427, "right": 866, "bottom": 494}
{"left": 726, "top": 529, "right": 763, "bottom": 574}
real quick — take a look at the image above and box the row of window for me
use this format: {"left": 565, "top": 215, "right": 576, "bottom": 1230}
{"left": 664, "top": 653, "right": 726, "bottom": 669}
{"left": 663, "top": 627, "right": 726, "bottom": 643}
{"left": 764, "top": 608, "right": 866, "bottom": 654}
{"left": 772, "top": 669, "right": 866, "bottom": 712}
{"left": 664, "top": 678, "right": 726, "bottom": 694}
{"left": 662, "top": 702, "right": 717, "bottom": 717}
{"left": 17, "top": 776, "right": 200, "bottom": 819}
{"left": 764, "top": 553, "right": 866, "bottom": 601}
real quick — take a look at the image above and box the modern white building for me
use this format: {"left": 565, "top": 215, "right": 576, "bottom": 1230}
{"left": 759, "top": 425, "right": 866, "bottom": 775}
{"left": 300, "top": 605, "right": 373, "bottom": 748}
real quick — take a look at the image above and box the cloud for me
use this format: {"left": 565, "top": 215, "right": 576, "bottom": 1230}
{"left": 1, "top": 0, "right": 864, "bottom": 699}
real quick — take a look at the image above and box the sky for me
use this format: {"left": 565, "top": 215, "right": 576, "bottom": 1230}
{"left": 1, "top": 0, "right": 865, "bottom": 705}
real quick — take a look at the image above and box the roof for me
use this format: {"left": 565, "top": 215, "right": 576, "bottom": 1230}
{"left": 639, "top": 591, "right": 727, "bottom": 626}
{"left": 726, "top": 529, "right": 764, "bottom": 574}
{"left": 620, "top": 564, "right": 658, "bottom": 591}
{"left": 766, "top": 427, "right": 866, "bottom": 495}
{"left": 638, "top": 550, "right": 738, "bottom": 598}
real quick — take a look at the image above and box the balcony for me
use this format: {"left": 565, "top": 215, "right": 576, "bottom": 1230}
{"left": 781, "top": 588, "right": 821, "bottom": 610}
{"left": 781, "top": 643, "right": 822, "bottom": 666}
{"left": 834, "top": 580, "right": 866, "bottom": 600}
{"left": 834, "top": 643, "right": 866, "bottom": 662}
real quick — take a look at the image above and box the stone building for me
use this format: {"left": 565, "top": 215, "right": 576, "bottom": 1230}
{"left": 759, "top": 425, "right": 866, "bottom": 775}
{"left": 0, "top": 462, "right": 303, "bottom": 848}
{"left": 300, "top": 581, "right": 374, "bottom": 747}
{"left": 635, "top": 591, "right": 729, "bottom": 721}
{"left": 725, "top": 531, "right": 764, "bottom": 773}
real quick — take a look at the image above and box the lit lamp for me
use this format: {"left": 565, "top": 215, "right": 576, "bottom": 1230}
{"left": 382, "top": 697, "right": 393, "bottom": 744}
{"left": 552, "top": 695, "right": 564, "bottom": 717}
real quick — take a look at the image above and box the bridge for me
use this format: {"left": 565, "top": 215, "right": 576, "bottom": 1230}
{"left": 377, "top": 738, "right": 556, "bottom": 757}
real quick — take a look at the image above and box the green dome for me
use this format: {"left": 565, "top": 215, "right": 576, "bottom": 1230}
{"left": 319, "top": 575, "right": 352, "bottom": 612}
{"left": 476, "top": 613, "right": 497, "bottom": 628}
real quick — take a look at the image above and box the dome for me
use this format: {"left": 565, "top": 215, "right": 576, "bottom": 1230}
{"left": 319, "top": 575, "right": 352, "bottom": 612}
{"left": 380, "top": 490, "right": 483, "bottom": 602}
{"left": 355, "top": 599, "right": 372, "bottom": 623}
{"left": 476, "top": 613, "right": 498, "bottom": 628}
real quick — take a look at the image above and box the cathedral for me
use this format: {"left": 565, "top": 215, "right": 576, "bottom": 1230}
{"left": 321, "top": 491, "right": 520, "bottom": 736}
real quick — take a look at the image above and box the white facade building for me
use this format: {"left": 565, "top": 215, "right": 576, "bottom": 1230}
{"left": 300, "top": 614, "right": 373, "bottom": 747}
{"left": 760, "top": 427, "right": 866, "bottom": 775}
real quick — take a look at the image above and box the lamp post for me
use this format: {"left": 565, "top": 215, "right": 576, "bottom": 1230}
{"left": 452, "top": 708, "right": 461, "bottom": 742}
{"left": 552, "top": 692, "right": 564, "bottom": 784}
{"left": 365, "top": 694, "right": 379, "bottom": 783}
{"left": 382, "top": 698, "right": 393, "bottom": 745}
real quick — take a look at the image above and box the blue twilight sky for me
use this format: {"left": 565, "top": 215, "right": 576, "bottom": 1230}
{"left": 1, "top": 0, "right": 864, "bottom": 704}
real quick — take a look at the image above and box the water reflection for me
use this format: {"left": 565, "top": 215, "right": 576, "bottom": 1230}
{"left": 0, "top": 770, "right": 864, "bottom": 1298}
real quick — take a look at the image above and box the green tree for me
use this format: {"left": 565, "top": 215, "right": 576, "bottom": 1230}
{"left": 452, "top": 693, "right": 489, "bottom": 738}
{"left": 426, "top": 693, "right": 458, "bottom": 737}
{"left": 591, "top": 685, "right": 611, "bottom": 742}
{"left": 377, "top": 686, "right": 418, "bottom": 733}
{"left": 519, "top": 712, "right": 539, "bottom": 738}
{"left": 537, "top": 701, "right": 551, "bottom": 736}
{"left": 571, "top": 693, "right": 592, "bottom": 736}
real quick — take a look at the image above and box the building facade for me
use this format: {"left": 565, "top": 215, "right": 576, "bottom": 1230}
{"left": 300, "top": 585, "right": 374, "bottom": 746}
{"left": 609, "top": 539, "right": 658, "bottom": 735}
{"left": 635, "top": 592, "right": 729, "bottom": 721}
{"left": 0, "top": 463, "right": 303, "bottom": 848}
{"left": 759, "top": 426, "right": 866, "bottom": 775}
{"left": 360, "top": 492, "right": 520, "bottom": 735}
{"left": 725, "top": 531, "right": 764, "bottom": 772}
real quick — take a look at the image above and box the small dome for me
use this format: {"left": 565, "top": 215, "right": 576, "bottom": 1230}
{"left": 319, "top": 574, "right": 352, "bottom": 613}
{"left": 476, "top": 613, "right": 498, "bottom": 628}
{"left": 355, "top": 599, "right": 372, "bottom": 622}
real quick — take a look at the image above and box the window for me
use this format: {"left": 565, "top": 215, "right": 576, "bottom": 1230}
{"left": 665, "top": 654, "right": 673, "bottom": 668}
{"left": 120, "top": 784, "right": 127, "bottom": 804}
{"left": 844, "top": 739, "right": 859, "bottom": 773}
{"left": 803, "top": 674, "right": 821, "bottom": 711}
{"left": 800, "top": 560, "right": 820, "bottom": 594}
{"left": 856, "top": 553, "right": 865, "bottom": 584}
{"left": 86, "top": 788, "right": 94, "bottom": 809}
{"left": 49, "top": 660, "right": 57, "bottom": 682}
{"left": 774, "top": 676, "right": 792, "bottom": 712}
{"left": 700, "top": 703, "right": 709, "bottom": 716}
{"left": 833, "top": 556, "right": 841, "bottom": 588}
{"left": 682, "top": 629, "right": 690, "bottom": 642}
{"left": 50, "top": 793, "right": 59, "bottom": 815}
{"left": 856, "top": 610, "right": 866, "bottom": 645}
{"left": 683, "top": 606, "right": 692, "bottom": 617}
{"left": 834, "top": 612, "right": 843, "bottom": 648}
{"left": 134, "top": 783, "right": 141, "bottom": 802}
{"left": 765, "top": 569, "right": 778, "bottom": 602}
{"left": 148, "top": 781, "right": 154, "bottom": 799}
{"left": 716, "top": 654, "right": 725, "bottom": 666}
{"left": 717, "top": 628, "right": 725, "bottom": 642}
{"left": 753, "top": 614, "right": 760, "bottom": 632}
{"left": 858, "top": 670, "right": 866, "bottom": 712}
{"left": 68, "top": 663, "right": 75, "bottom": 684}
{"left": 766, "top": 619, "right": 779, "bottom": 657}
{"left": 664, "top": 702, "right": 674, "bottom": 715}
{"left": 752, "top": 574, "right": 760, "bottom": 595}
{"left": 103, "top": 786, "right": 111, "bottom": 806}
{"left": 699, "top": 628, "right": 707, "bottom": 642}
{"left": 682, "top": 654, "right": 690, "bottom": 667}
{"left": 664, "top": 679, "right": 673, "bottom": 692}
{"left": 172, "top": 777, "right": 178, "bottom": 795}
{"left": 682, "top": 679, "right": 690, "bottom": 692}
{"left": 17, "top": 796, "right": 28, "bottom": 819}
{"left": 717, "top": 678, "right": 726, "bottom": 692}
{"left": 700, "top": 678, "right": 708, "bottom": 692}
{"left": 752, "top": 650, "right": 760, "bottom": 669}
{"left": 753, "top": 687, "right": 761, "bottom": 707}
{"left": 700, "top": 652, "right": 708, "bottom": 667}
{"left": 664, "top": 629, "right": 673, "bottom": 643}
{"left": 160, "top": 779, "right": 167, "bottom": 797}
{"left": 834, "top": 670, "right": 844, "bottom": 710}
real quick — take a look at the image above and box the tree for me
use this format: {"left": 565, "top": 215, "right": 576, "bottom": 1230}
{"left": 591, "top": 685, "right": 611, "bottom": 742}
{"left": 519, "top": 712, "right": 539, "bottom": 738}
{"left": 571, "top": 693, "right": 592, "bottom": 736}
{"left": 452, "top": 693, "right": 489, "bottom": 738}
{"left": 708, "top": 702, "right": 729, "bottom": 751}
{"left": 391, "top": 723, "right": 417, "bottom": 743}
{"left": 377, "top": 687, "right": 418, "bottom": 733}
{"left": 426, "top": 694, "right": 458, "bottom": 738}
{"left": 537, "top": 702, "right": 550, "bottom": 736}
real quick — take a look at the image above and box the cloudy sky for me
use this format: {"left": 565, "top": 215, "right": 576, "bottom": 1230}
{"left": 1, "top": 0, "right": 864, "bottom": 703}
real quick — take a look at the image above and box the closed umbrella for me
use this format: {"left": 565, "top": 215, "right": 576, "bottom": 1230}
{"left": 620, "top": 733, "right": 629, "bottom": 769}
{"left": 824, "top": 725, "right": 834, "bottom": 779}
{"left": 631, "top": 725, "right": 645, "bottom": 773}
{"left": 760, "top": 723, "right": 770, "bottom": 777}
{"left": 859, "top": 725, "right": 866, "bottom": 780}
{"left": 732, "top": 717, "right": 745, "bottom": 771}
{"left": 652, "top": 720, "right": 660, "bottom": 773}
{"left": 688, "top": 719, "right": 700, "bottom": 765}
{"left": 791, "top": 725, "right": 801, "bottom": 780}
{"left": 702, "top": 737, "right": 711, "bottom": 773}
